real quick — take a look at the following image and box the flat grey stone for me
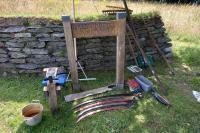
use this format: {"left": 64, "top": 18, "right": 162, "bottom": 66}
{"left": 36, "top": 33, "right": 50, "bottom": 38}
{"left": 32, "top": 54, "right": 49, "bottom": 58}
{"left": 23, "top": 48, "right": 48, "bottom": 55}
{"left": 47, "top": 41, "right": 66, "bottom": 47}
{"left": 26, "top": 42, "right": 46, "bottom": 48}
{"left": 17, "top": 64, "right": 39, "bottom": 70}
{"left": 6, "top": 42, "right": 24, "bottom": 48}
{"left": 52, "top": 33, "right": 64, "bottom": 38}
{"left": 0, "top": 34, "right": 13, "bottom": 38}
{"left": 26, "top": 57, "right": 55, "bottom": 64}
{"left": 23, "top": 48, "right": 32, "bottom": 55}
{"left": 10, "top": 52, "right": 27, "bottom": 58}
{"left": 39, "top": 37, "right": 64, "bottom": 42}
{"left": 55, "top": 57, "right": 67, "bottom": 62}
{"left": 0, "top": 58, "right": 8, "bottom": 63}
{"left": 0, "top": 49, "right": 7, "bottom": 54}
{"left": 27, "top": 28, "right": 53, "bottom": 33}
{"left": 0, "top": 63, "right": 15, "bottom": 69}
{"left": 7, "top": 48, "right": 21, "bottom": 52}
{"left": 165, "top": 52, "right": 173, "bottom": 58}
{"left": 0, "top": 54, "right": 8, "bottom": 58}
{"left": 2, "top": 72, "right": 7, "bottom": 77}
{"left": 15, "top": 33, "right": 31, "bottom": 38}
{"left": 0, "top": 42, "right": 4, "bottom": 47}
{"left": 1, "top": 26, "right": 26, "bottom": 33}
{"left": 51, "top": 27, "right": 64, "bottom": 32}
{"left": 31, "top": 49, "right": 48, "bottom": 55}
{"left": 10, "top": 58, "right": 26, "bottom": 64}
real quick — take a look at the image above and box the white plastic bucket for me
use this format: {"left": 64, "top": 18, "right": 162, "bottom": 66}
{"left": 22, "top": 100, "right": 43, "bottom": 126}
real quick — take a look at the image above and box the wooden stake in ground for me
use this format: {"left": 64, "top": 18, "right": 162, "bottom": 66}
{"left": 47, "top": 78, "right": 58, "bottom": 112}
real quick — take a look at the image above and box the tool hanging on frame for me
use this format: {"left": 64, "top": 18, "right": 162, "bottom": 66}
{"left": 67, "top": 0, "right": 96, "bottom": 82}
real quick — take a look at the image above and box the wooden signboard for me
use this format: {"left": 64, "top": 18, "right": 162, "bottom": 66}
{"left": 62, "top": 13, "right": 126, "bottom": 90}
{"left": 72, "top": 20, "right": 118, "bottom": 38}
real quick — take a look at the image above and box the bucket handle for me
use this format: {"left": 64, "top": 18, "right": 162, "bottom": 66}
{"left": 31, "top": 100, "right": 40, "bottom": 103}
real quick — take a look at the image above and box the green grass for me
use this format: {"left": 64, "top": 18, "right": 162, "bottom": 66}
{"left": 0, "top": 33, "right": 200, "bottom": 133}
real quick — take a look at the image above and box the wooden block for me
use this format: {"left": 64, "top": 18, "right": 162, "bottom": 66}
{"left": 71, "top": 20, "right": 119, "bottom": 38}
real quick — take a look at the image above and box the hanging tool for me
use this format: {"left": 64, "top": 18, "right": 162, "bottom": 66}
{"left": 122, "top": 0, "right": 168, "bottom": 96}
{"left": 142, "top": 19, "right": 175, "bottom": 75}
{"left": 67, "top": 0, "right": 96, "bottom": 82}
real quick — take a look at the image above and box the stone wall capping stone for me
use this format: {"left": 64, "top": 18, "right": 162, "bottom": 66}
{"left": 0, "top": 26, "right": 26, "bottom": 33}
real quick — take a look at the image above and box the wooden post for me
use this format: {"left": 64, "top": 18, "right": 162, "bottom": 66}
{"left": 62, "top": 16, "right": 80, "bottom": 91}
{"left": 48, "top": 81, "right": 58, "bottom": 112}
{"left": 116, "top": 12, "right": 126, "bottom": 89}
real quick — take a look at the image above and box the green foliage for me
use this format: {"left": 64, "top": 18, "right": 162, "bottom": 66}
{"left": 171, "top": 33, "right": 200, "bottom": 65}
{"left": 189, "top": 77, "right": 200, "bottom": 91}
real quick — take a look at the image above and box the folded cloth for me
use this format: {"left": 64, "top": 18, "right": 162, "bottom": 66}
{"left": 127, "top": 79, "right": 142, "bottom": 93}
{"left": 192, "top": 91, "right": 200, "bottom": 103}
{"left": 42, "top": 73, "right": 67, "bottom": 86}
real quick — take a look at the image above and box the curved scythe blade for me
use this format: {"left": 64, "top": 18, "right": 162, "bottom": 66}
{"left": 75, "top": 99, "right": 133, "bottom": 113}
{"left": 77, "top": 101, "right": 134, "bottom": 118}
{"left": 73, "top": 93, "right": 141, "bottom": 110}
{"left": 76, "top": 104, "right": 134, "bottom": 123}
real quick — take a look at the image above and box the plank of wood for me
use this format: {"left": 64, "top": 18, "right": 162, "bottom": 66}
{"left": 116, "top": 13, "right": 126, "bottom": 89}
{"left": 64, "top": 85, "right": 115, "bottom": 102}
{"left": 71, "top": 20, "right": 119, "bottom": 38}
{"left": 62, "top": 16, "right": 80, "bottom": 90}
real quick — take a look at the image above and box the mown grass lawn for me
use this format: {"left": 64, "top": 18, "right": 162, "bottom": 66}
{"left": 0, "top": 34, "right": 200, "bottom": 133}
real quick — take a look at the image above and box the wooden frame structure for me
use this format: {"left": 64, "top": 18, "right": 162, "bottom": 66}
{"left": 62, "top": 12, "right": 126, "bottom": 91}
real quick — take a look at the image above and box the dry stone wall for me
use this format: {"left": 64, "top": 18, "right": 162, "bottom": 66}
{"left": 0, "top": 15, "right": 172, "bottom": 74}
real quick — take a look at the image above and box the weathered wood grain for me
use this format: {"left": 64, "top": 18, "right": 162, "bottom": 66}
{"left": 116, "top": 13, "right": 126, "bottom": 89}
{"left": 71, "top": 20, "right": 119, "bottom": 38}
{"left": 64, "top": 85, "right": 114, "bottom": 102}
{"left": 48, "top": 81, "right": 58, "bottom": 112}
{"left": 62, "top": 16, "right": 80, "bottom": 90}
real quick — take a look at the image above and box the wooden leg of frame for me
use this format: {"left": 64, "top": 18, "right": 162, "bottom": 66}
{"left": 47, "top": 82, "right": 58, "bottom": 113}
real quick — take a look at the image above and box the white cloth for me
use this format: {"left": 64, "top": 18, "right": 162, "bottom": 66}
{"left": 192, "top": 91, "right": 200, "bottom": 103}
